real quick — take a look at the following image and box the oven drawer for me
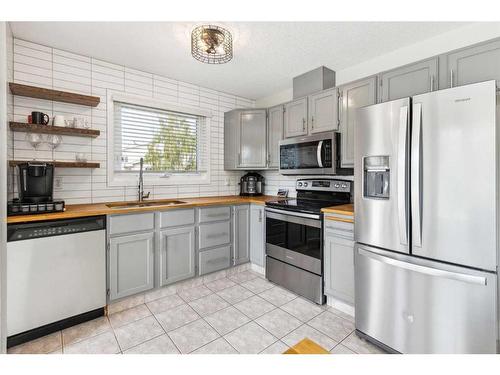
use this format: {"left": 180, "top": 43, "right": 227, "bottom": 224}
{"left": 266, "top": 243, "right": 321, "bottom": 275}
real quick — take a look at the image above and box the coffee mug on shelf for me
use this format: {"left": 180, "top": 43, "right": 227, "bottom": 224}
{"left": 32, "top": 111, "right": 49, "bottom": 125}
{"left": 53, "top": 115, "right": 65, "bottom": 127}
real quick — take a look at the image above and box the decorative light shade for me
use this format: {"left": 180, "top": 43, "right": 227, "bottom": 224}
{"left": 191, "top": 25, "right": 233, "bottom": 64}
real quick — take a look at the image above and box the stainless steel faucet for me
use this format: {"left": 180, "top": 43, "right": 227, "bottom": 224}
{"left": 138, "top": 158, "right": 150, "bottom": 202}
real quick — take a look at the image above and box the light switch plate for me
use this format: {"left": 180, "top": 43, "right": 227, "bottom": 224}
{"left": 54, "top": 176, "right": 63, "bottom": 190}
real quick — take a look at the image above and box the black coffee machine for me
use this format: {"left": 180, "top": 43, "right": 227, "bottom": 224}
{"left": 8, "top": 162, "right": 65, "bottom": 215}
{"left": 239, "top": 172, "right": 264, "bottom": 196}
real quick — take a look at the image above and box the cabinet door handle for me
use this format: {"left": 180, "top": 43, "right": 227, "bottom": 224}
{"left": 302, "top": 118, "right": 306, "bottom": 131}
{"left": 338, "top": 92, "right": 343, "bottom": 127}
{"left": 429, "top": 75, "right": 434, "bottom": 91}
{"left": 450, "top": 69, "right": 454, "bottom": 88}
{"left": 311, "top": 116, "right": 314, "bottom": 129}
{"left": 258, "top": 209, "right": 262, "bottom": 222}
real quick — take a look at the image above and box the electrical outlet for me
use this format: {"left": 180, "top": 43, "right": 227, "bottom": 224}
{"left": 54, "top": 177, "right": 63, "bottom": 190}
{"left": 224, "top": 178, "right": 230, "bottom": 186}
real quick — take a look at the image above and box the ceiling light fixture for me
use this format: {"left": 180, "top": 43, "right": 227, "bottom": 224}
{"left": 191, "top": 25, "right": 233, "bottom": 64}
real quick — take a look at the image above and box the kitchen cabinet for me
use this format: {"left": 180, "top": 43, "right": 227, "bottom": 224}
{"left": 159, "top": 226, "right": 195, "bottom": 286}
{"left": 198, "top": 221, "right": 231, "bottom": 250}
{"left": 224, "top": 109, "right": 267, "bottom": 170}
{"left": 308, "top": 88, "right": 339, "bottom": 133}
{"left": 249, "top": 205, "right": 265, "bottom": 267}
{"left": 339, "top": 77, "right": 377, "bottom": 167}
{"left": 109, "top": 232, "right": 155, "bottom": 300}
{"left": 267, "top": 104, "right": 284, "bottom": 168}
{"left": 446, "top": 39, "right": 500, "bottom": 88}
{"left": 323, "top": 219, "right": 355, "bottom": 305}
{"left": 379, "top": 58, "right": 438, "bottom": 102}
{"left": 284, "top": 97, "right": 308, "bottom": 138}
{"left": 233, "top": 205, "right": 250, "bottom": 265}
{"left": 199, "top": 245, "right": 232, "bottom": 276}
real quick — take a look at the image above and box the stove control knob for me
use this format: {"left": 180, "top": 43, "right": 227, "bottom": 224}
{"left": 341, "top": 183, "right": 347, "bottom": 189}
{"left": 298, "top": 182, "right": 303, "bottom": 187}
{"left": 334, "top": 183, "right": 340, "bottom": 188}
{"left": 303, "top": 182, "right": 308, "bottom": 187}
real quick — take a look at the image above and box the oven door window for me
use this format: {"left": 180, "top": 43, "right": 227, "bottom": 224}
{"left": 266, "top": 215, "right": 321, "bottom": 259}
{"left": 280, "top": 140, "right": 332, "bottom": 170}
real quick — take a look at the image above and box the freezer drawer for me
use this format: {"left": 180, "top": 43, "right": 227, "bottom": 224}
{"left": 354, "top": 244, "right": 498, "bottom": 354}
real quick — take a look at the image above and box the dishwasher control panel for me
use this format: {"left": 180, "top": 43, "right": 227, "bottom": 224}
{"left": 7, "top": 216, "right": 106, "bottom": 242}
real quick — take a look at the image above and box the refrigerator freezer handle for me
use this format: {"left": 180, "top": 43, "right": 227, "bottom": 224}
{"left": 398, "top": 105, "right": 409, "bottom": 246}
{"left": 411, "top": 103, "right": 423, "bottom": 247}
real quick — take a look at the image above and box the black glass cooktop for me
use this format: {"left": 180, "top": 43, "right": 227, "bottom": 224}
{"left": 266, "top": 198, "right": 347, "bottom": 215}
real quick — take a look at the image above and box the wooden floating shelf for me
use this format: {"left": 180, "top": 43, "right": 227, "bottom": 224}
{"left": 9, "top": 122, "right": 100, "bottom": 138}
{"left": 9, "top": 82, "right": 100, "bottom": 107}
{"left": 9, "top": 160, "right": 100, "bottom": 169}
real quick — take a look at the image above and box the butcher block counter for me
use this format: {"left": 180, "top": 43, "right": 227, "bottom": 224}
{"left": 321, "top": 203, "right": 354, "bottom": 223}
{"left": 7, "top": 195, "right": 282, "bottom": 224}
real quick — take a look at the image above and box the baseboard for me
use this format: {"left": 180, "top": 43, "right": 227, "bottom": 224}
{"left": 250, "top": 263, "right": 265, "bottom": 275}
{"left": 326, "top": 295, "right": 355, "bottom": 317}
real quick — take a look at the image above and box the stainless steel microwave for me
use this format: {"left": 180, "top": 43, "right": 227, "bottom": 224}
{"left": 279, "top": 132, "right": 338, "bottom": 175}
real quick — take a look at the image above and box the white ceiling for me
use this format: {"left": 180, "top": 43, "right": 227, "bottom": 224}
{"left": 10, "top": 22, "right": 470, "bottom": 99}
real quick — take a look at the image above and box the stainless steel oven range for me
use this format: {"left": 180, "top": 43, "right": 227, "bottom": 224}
{"left": 265, "top": 178, "right": 352, "bottom": 304}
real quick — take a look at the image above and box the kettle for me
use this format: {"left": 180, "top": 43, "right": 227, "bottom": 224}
{"left": 239, "top": 172, "right": 264, "bottom": 196}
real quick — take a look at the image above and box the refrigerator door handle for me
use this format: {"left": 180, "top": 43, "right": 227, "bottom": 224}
{"left": 357, "top": 247, "right": 488, "bottom": 286}
{"left": 398, "top": 105, "right": 408, "bottom": 246}
{"left": 411, "top": 102, "right": 422, "bottom": 247}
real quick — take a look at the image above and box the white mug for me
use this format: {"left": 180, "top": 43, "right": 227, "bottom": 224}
{"left": 52, "top": 115, "right": 65, "bottom": 127}
{"left": 73, "top": 117, "right": 88, "bottom": 129}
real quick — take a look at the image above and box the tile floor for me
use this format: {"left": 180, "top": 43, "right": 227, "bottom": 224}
{"left": 7, "top": 270, "right": 385, "bottom": 354}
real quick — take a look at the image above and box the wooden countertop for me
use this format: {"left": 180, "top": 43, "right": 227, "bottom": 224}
{"left": 7, "top": 195, "right": 282, "bottom": 224}
{"left": 321, "top": 203, "right": 354, "bottom": 216}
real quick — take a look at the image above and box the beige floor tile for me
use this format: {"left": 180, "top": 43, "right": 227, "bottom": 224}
{"left": 224, "top": 321, "right": 277, "bottom": 354}
{"left": 109, "top": 304, "right": 152, "bottom": 329}
{"left": 204, "top": 306, "right": 251, "bottom": 335}
{"left": 228, "top": 270, "right": 260, "bottom": 284}
{"left": 8, "top": 331, "right": 61, "bottom": 354}
{"left": 146, "top": 294, "right": 185, "bottom": 315}
{"left": 108, "top": 294, "right": 145, "bottom": 314}
{"left": 328, "top": 306, "right": 355, "bottom": 323}
{"left": 188, "top": 293, "right": 229, "bottom": 316}
{"left": 240, "top": 277, "right": 275, "bottom": 294}
{"left": 341, "top": 332, "right": 386, "bottom": 354}
{"left": 64, "top": 331, "right": 120, "bottom": 354}
{"left": 144, "top": 285, "right": 177, "bottom": 303}
{"left": 178, "top": 285, "right": 213, "bottom": 302}
{"left": 192, "top": 337, "right": 237, "bottom": 354}
{"left": 281, "top": 297, "right": 324, "bottom": 322}
{"left": 282, "top": 324, "right": 338, "bottom": 351}
{"left": 330, "top": 343, "right": 356, "bottom": 354}
{"left": 62, "top": 316, "right": 111, "bottom": 346}
{"left": 113, "top": 316, "right": 165, "bottom": 351}
{"left": 259, "top": 340, "right": 289, "bottom": 354}
{"left": 124, "top": 334, "right": 179, "bottom": 354}
{"left": 258, "top": 286, "right": 297, "bottom": 307}
{"left": 168, "top": 319, "right": 220, "bottom": 353}
{"left": 233, "top": 295, "right": 275, "bottom": 319}
{"left": 308, "top": 311, "right": 355, "bottom": 342}
{"left": 255, "top": 308, "right": 302, "bottom": 338}
{"left": 155, "top": 304, "right": 200, "bottom": 332}
{"left": 205, "top": 277, "right": 236, "bottom": 292}
{"left": 216, "top": 284, "right": 254, "bottom": 305}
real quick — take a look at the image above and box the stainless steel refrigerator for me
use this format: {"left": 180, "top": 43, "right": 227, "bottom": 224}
{"left": 354, "top": 80, "right": 499, "bottom": 354}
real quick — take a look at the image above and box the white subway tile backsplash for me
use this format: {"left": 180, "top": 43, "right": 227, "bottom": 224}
{"left": 9, "top": 38, "right": 254, "bottom": 204}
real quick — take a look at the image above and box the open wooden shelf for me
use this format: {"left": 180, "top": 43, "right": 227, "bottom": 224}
{"left": 9, "top": 122, "right": 100, "bottom": 138}
{"left": 9, "top": 82, "right": 100, "bottom": 107}
{"left": 9, "top": 160, "right": 100, "bottom": 168}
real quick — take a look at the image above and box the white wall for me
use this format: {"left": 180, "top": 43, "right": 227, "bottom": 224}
{"left": 255, "top": 22, "right": 500, "bottom": 108}
{"left": 7, "top": 38, "right": 255, "bottom": 204}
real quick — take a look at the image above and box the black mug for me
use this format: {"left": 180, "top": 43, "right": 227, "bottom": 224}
{"left": 32, "top": 111, "right": 49, "bottom": 125}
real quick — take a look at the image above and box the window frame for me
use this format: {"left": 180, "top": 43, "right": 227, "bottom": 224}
{"left": 107, "top": 91, "right": 212, "bottom": 187}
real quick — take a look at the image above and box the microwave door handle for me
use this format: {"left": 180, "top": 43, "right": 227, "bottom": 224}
{"left": 411, "top": 103, "right": 422, "bottom": 247}
{"left": 317, "top": 140, "right": 324, "bottom": 168}
{"left": 397, "top": 105, "right": 408, "bottom": 246}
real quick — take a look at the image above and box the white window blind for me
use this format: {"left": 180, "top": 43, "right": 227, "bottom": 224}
{"left": 113, "top": 101, "right": 208, "bottom": 174}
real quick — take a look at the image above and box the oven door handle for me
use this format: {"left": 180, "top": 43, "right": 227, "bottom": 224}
{"left": 265, "top": 207, "right": 320, "bottom": 220}
{"left": 317, "top": 140, "right": 324, "bottom": 168}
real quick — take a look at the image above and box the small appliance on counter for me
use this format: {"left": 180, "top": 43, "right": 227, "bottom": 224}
{"left": 7, "top": 162, "right": 65, "bottom": 216}
{"left": 239, "top": 172, "right": 264, "bottom": 196}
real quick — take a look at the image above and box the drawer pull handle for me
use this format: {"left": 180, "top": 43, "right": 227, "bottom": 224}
{"left": 206, "top": 257, "right": 228, "bottom": 265}
{"left": 206, "top": 232, "right": 229, "bottom": 239}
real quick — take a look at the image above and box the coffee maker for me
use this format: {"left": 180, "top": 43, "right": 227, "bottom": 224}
{"left": 239, "top": 172, "right": 264, "bottom": 196}
{"left": 8, "top": 162, "right": 65, "bottom": 215}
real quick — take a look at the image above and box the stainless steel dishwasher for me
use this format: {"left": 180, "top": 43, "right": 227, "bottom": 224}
{"left": 6, "top": 216, "right": 106, "bottom": 347}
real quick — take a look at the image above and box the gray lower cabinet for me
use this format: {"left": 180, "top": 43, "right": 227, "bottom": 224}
{"left": 324, "top": 219, "right": 355, "bottom": 305}
{"left": 339, "top": 77, "right": 377, "bottom": 167}
{"left": 199, "top": 245, "right": 232, "bottom": 276}
{"left": 249, "top": 205, "right": 265, "bottom": 267}
{"left": 159, "top": 226, "right": 195, "bottom": 287}
{"left": 267, "top": 104, "right": 284, "bottom": 168}
{"left": 109, "top": 232, "right": 155, "bottom": 300}
{"left": 233, "top": 205, "right": 250, "bottom": 265}
{"left": 284, "top": 97, "right": 308, "bottom": 138}
{"left": 379, "top": 58, "right": 438, "bottom": 102}
{"left": 308, "top": 87, "right": 339, "bottom": 133}
{"left": 446, "top": 39, "right": 500, "bottom": 88}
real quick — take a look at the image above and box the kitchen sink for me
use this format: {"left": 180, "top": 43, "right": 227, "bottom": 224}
{"left": 106, "top": 200, "right": 187, "bottom": 209}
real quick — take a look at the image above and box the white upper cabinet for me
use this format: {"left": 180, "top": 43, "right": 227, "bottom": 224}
{"left": 284, "top": 97, "right": 308, "bottom": 138}
{"left": 308, "top": 88, "right": 339, "bottom": 133}
{"left": 267, "top": 104, "right": 284, "bottom": 169}
{"left": 379, "top": 58, "right": 438, "bottom": 102}
{"left": 238, "top": 110, "right": 268, "bottom": 168}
